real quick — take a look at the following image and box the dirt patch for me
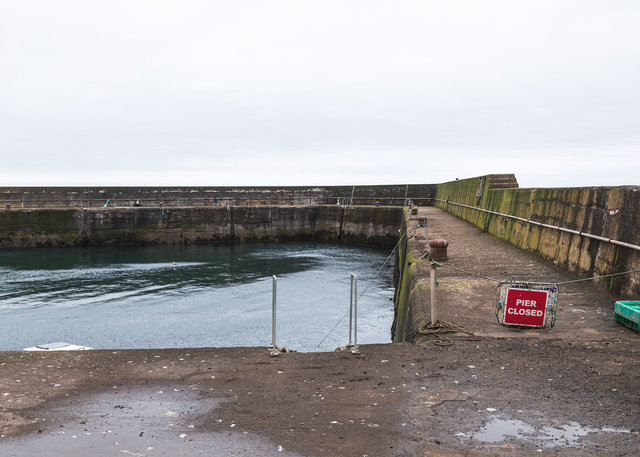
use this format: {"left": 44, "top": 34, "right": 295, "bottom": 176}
{"left": 1, "top": 341, "right": 638, "bottom": 456}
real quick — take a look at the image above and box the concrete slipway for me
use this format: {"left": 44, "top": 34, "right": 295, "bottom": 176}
{"left": 0, "top": 207, "right": 638, "bottom": 456}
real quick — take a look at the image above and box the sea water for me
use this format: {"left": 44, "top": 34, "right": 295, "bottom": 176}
{"left": 0, "top": 243, "right": 395, "bottom": 352}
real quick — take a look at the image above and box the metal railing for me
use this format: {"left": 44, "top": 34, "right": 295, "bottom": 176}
{"left": 436, "top": 198, "right": 640, "bottom": 253}
{"left": 268, "top": 273, "right": 361, "bottom": 356}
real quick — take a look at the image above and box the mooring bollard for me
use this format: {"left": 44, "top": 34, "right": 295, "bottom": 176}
{"left": 270, "top": 275, "right": 279, "bottom": 356}
{"left": 429, "top": 239, "right": 449, "bottom": 261}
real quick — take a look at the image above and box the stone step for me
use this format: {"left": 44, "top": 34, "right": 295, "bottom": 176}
{"left": 488, "top": 174, "right": 519, "bottom": 189}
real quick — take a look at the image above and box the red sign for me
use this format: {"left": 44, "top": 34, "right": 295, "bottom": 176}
{"left": 503, "top": 288, "right": 548, "bottom": 327}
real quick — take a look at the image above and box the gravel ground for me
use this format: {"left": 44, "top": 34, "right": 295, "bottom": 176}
{"left": 0, "top": 341, "right": 637, "bottom": 456}
{"left": 1, "top": 207, "right": 638, "bottom": 456}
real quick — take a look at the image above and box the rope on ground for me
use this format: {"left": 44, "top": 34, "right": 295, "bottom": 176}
{"left": 315, "top": 231, "right": 408, "bottom": 348}
{"left": 412, "top": 319, "right": 480, "bottom": 346}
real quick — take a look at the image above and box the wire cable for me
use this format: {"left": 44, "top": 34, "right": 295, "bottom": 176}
{"left": 431, "top": 260, "right": 640, "bottom": 287}
{"left": 315, "top": 231, "right": 407, "bottom": 348}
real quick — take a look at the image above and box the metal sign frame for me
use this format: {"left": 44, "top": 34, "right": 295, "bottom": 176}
{"left": 496, "top": 282, "right": 558, "bottom": 328}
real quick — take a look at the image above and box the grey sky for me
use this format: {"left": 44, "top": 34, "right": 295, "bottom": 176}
{"left": 1, "top": 1, "right": 638, "bottom": 188}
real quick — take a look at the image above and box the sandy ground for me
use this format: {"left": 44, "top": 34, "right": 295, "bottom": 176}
{"left": 1, "top": 207, "right": 638, "bottom": 456}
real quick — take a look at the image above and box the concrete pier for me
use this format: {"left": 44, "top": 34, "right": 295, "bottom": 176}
{"left": 1, "top": 207, "right": 638, "bottom": 456}
{"left": 393, "top": 207, "right": 638, "bottom": 343}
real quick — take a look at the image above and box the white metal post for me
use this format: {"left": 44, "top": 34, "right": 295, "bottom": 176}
{"left": 430, "top": 263, "right": 438, "bottom": 325}
{"left": 351, "top": 274, "right": 360, "bottom": 354}
{"left": 347, "top": 273, "right": 355, "bottom": 347}
{"left": 270, "top": 275, "right": 279, "bottom": 356}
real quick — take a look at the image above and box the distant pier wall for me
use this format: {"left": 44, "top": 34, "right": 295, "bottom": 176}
{"left": 0, "top": 205, "right": 403, "bottom": 249}
{"left": 434, "top": 176, "right": 640, "bottom": 296}
{"left": 0, "top": 184, "right": 437, "bottom": 208}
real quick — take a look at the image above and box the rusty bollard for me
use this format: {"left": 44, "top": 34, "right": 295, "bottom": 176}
{"left": 417, "top": 216, "right": 427, "bottom": 227}
{"left": 411, "top": 205, "right": 418, "bottom": 216}
{"left": 429, "top": 239, "right": 449, "bottom": 261}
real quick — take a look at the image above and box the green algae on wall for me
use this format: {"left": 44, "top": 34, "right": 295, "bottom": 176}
{"left": 392, "top": 214, "right": 413, "bottom": 341}
{"left": 392, "top": 211, "right": 432, "bottom": 342}
{"left": 0, "top": 205, "right": 404, "bottom": 250}
{"left": 435, "top": 176, "right": 640, "bottom": 296}
{"left": 0, "top": 209, "right": 81, "bottom": 248}
{"left": 342, "top": 206, "right": 404, "bottom": 248}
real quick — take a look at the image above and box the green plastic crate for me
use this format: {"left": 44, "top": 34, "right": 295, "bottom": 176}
{"left": 615, "top": 301, "right": 640, "bottom": 333}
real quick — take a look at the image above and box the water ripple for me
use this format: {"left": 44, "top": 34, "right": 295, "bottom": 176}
{"left": 0, "top": 243, "right": 394, "bottom": 351}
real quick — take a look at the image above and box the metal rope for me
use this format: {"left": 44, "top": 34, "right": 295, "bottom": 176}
{"left": 429, "top": 260, "right": 504, "bottom": 283}
{"left": 430, "top": 260, "right": 640, "bottom": 287}
{"left": 356, "top": 231, "right": 407, "bottom": 301}
{"left": 315, "top": 231, "right": 407, "bottom": 348}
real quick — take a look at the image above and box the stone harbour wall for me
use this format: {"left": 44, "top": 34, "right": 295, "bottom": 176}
{"left": 0, "top": 205, "right": 404, "bottom": 249}
{"left": 391, "top": 211, "right": 420, "bottom": 342}
{"left": 0, "top": 184, "right": 437, "bottom": 208}
{"left": 434, "top": 176, "right": 640, "bottom": 296}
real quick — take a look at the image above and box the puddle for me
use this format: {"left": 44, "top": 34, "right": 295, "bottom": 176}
{"left": 472, "top": 419, "right": 536, "bottom": 442}
{"left": 0, "top": 387, "right": 304, "bottom": 457}
{"left": 469, "top": 416, "right": 631, "bottom": 448}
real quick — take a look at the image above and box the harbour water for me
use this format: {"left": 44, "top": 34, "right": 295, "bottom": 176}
{"left": 0, "top": 243, "right": 395, "bottom": 352}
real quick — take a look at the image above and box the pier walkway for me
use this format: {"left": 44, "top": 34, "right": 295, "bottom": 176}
{"left": 410, "top": 206, "right": 635, "bottom": 343}
{"left": 0, "top": 207, "right": 638, "bottom": 456}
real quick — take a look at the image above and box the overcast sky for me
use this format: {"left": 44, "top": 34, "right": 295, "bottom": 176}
{"left": 1, "top": 1, "right": 638, "bottom": 188}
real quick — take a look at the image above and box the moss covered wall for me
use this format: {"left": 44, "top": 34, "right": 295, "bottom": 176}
{"left": 0, "top": 205, "right": 403, "bottom": 249}
{"left": 435, "top": 177, "right": 640, "bottom": 296}
{"left": 391, "top": 211, "right": 434, "bottom": 342}
{"left": 392, "top": 213, "right": 414, "bottom": 341}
